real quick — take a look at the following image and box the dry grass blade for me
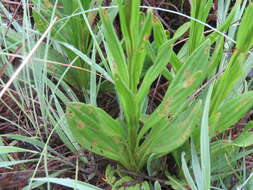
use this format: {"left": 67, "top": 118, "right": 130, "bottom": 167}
{"left": 0, "top": 17, "right": 57, "bottom": 99}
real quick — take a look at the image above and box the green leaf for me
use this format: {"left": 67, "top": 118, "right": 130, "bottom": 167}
{"left": 32, "top": 178, "right": 102, "bottom": 190}
{"left": 23, "top": 170, "right": 67, "bottom": 190}
{"left": 171, "top": 39, "right": 211, "bottom": 88}
{"left": 100, "top": 9, "right": 129, "bottom": 84}
{"left": 152, "top": 15, "right": 168, "bottom": 48}
{"left": 191, "top": 139, "right": 203, "bottom": 190}
{"left": 233, "top": 121, "right": 253, "bottom": 147}
{"left": 0, "top": 159, "right": 38, "bottom": 168}
{"left": 66, "top": 103, "right": 127, "bottom": 163}
{"left": 136, "top": 42, "right": 171, "bottom": 104}
{"left": 139, "top": 101, "right": 202, "bottom": 167}
{"left": 189, "top": 0, "right": 213, "bottom": 53}
{"left": 131, "top": 10, "right": 152, "bottom": 89}
{"left": 113, "top": 176, "right": 150, "bottom": 190}
{"left": 236, "top": 3, "right": 253, "bottom": 52}
{"left": 207, "top": 0, "right": 237, "bottom": 43}
{"left": 181, "top": 152, "right": 198, "bottom": 190}
{"left": 211, "top": 51, "right": 244, "bottom": 113}
{"left": 154, "top": 181, "right": 161, "bottom": 190}
{"left": 149, "top": 102, "right": 201, "bottom": 154}
{"left": 210, "top": 91, "right": 253, "bottom": 136}
{"left": 169, "top": 22, "right": 190, "bottom": 44}
{"left": 155, "top": 40, "right": 211, "bottom": 117}
{"left": 0, "top": 146, "right": 38, "bottom": 154}
{"left": 114, "top": 75, "right": 140, "bottom": 126}
{"left": 1, "top": 134, "right": 58, "bottom": 156}
{"left": 169, "top": 49, "right": 182, "bottom": 72}
{"left": 200, "top": 84, "right": 213, "bottom": 190}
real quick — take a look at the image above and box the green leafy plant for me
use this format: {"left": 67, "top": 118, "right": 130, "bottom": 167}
{"left": 32, "top": 0, "right": 104, "bottom": 97}
{"left": 66, "top": 0, "right": 204, "bottom": 172}
{"left": 66, "top": 0, "right": 253, "bottom": 184}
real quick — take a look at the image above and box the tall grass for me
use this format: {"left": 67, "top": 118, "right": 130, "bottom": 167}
{"left": 1, "top": 0, "right": 253, "bottom": 189}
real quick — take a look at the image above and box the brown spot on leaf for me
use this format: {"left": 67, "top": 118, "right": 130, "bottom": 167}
{"left": 143, "top": 35, "right": 149, "bottom": 41}
{"left": 160, "top": 98, "right": 173, "bottom": 116}
{"left": 74, "top": 104, "right": 82, "bottom": 110}
{"left": 241, "top": 98, "right": 249, "bottom": 105}
{"left": 112, "top": 137, "right": 120, "bottom": 143}
{"left": 112, "top": 62, "right": 117, "bottom": 71}
{"left": 92, "top": 141, "right": 98, "bottom": 147}
{"left": 183, "top": 77, "right": 196, "bottom": 88}
{"left": 66, "top": 110, "right": 74, "bottom": 118}
{"left": 77, "top": 120, "right": 85, "bottom": 129}
{"left": 152, "top": 16, "right": 159, "bottom": 24}
{"left": 45, "top": 0, "right": 53, "bottom": 7}
{"left": 183, "top": 70, "right": 192, "bottom": 78}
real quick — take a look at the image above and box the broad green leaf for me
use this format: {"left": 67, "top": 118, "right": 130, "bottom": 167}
{"left": 114, "top": 75, "right": 140, "bottom": 126}
{"left": 236, "top": 3, "right": 253, "bottom": 52}
{"left": 66, "top": 103, "right": 126, "bottom": 163}
{"left": 211, "top": 51, "right": 244, "bottom": 113}
{"left": 153, "top": 40, "right": 210, "bottom": 118}
{"left": 137, "top": 63, "right": 206, "bottom": 144}
{"left": 126, "top": 0, "right": 141, "bottom": 50}
{"left": 170, "top": 40, "right": 211, "bottom": 88}
{"left": 117, "top": 2, "right": 131, "bottom": 55}
{"left": 138, "top": 101, "right": 202, "bottom": 167}
{"left": 148, "top": 101, "right": 201, "bottom": 155}
{"left": 210, "top": 91, "right": 253, "bottom": 136}
{"left": 233, "top": 121, "right": 253, "bottom": 147}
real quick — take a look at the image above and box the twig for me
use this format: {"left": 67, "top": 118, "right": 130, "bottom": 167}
{"left": 187, "top": 68, "right": 225, "bottom": 102}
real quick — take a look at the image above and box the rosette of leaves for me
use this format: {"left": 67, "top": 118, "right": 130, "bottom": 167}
{"left": 66, "top": 0, "right": 207, "bottom": 172}
{"left": 66, "top": 0, "right": 253, "bottom": 175}
{"left": 32, "top": 0, "right": 104, "bottom": 94}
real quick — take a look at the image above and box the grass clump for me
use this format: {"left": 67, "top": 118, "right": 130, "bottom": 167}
{"left": 1, "top": 0, "right": 253, "bottom": 189}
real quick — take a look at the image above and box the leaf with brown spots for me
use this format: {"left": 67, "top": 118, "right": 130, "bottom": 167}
{"left": 210, "top": 91, "right": 253, "bottom": 137}
{"left": 138, "top": 101, "right": 202, "bottom": 163}
{"left": 66, "top": 102, "right": 127, "bottom": 163}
